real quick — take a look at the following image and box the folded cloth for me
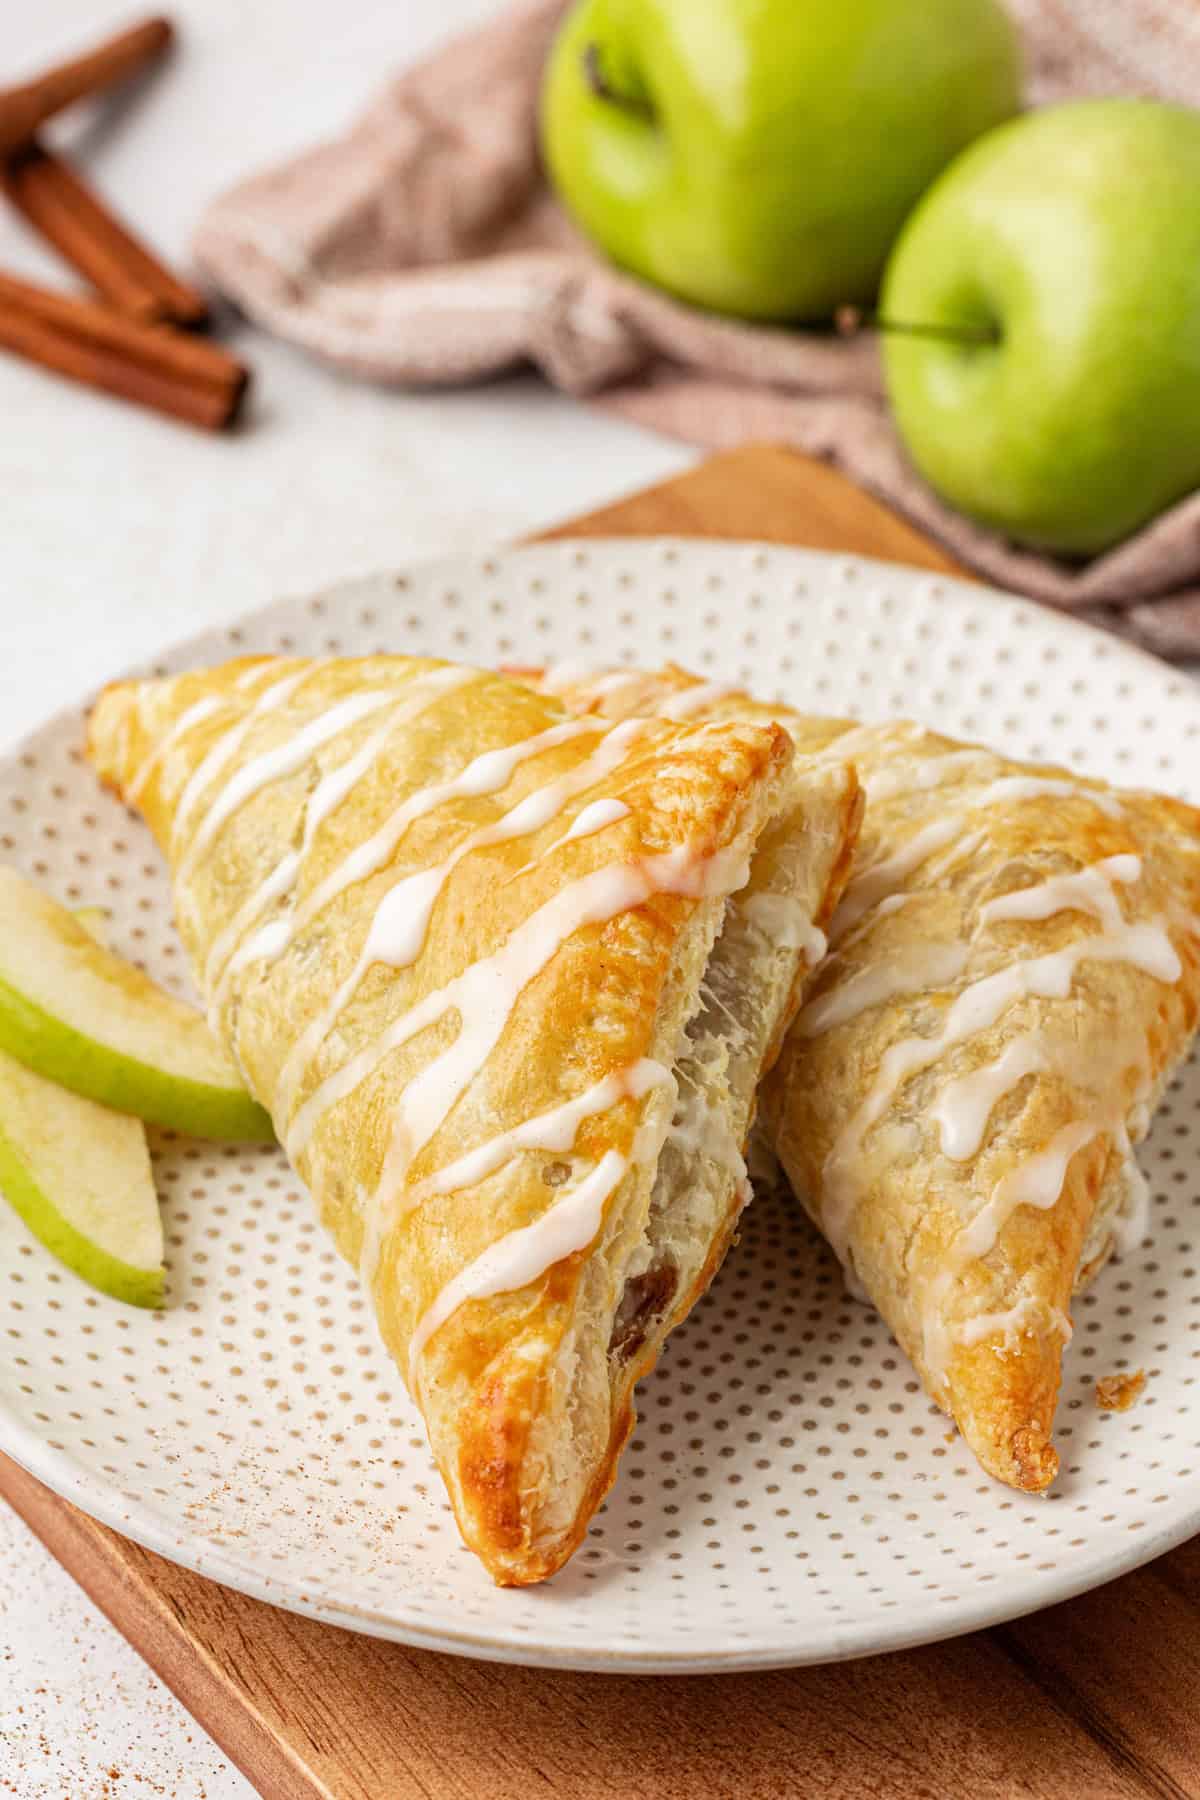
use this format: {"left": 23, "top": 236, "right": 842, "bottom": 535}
{"left": 195, "top": 0, "right": 1200, "bottom": 660}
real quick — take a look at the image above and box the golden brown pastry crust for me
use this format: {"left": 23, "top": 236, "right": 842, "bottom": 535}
{"left": 523, "top": 664, "right": 1200, "bottom": 1494}
{"left": 87, "top": 655, "right": 861, "bottom": 1582}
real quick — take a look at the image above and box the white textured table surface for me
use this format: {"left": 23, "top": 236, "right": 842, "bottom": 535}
{"left": 0, "top": 3, "right": 689, "bottom": 1794}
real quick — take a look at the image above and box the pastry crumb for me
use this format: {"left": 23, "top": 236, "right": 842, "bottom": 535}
{"left": 1096, "top": 1369, "right": 1146, "bottom": 1412}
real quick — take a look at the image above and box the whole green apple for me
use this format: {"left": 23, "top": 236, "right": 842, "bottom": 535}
{"left": 539, "top": 0, "right": 1022, "bottom": 322}
{"left": 882, "top": 100, "right": 1200, "bottom": 556}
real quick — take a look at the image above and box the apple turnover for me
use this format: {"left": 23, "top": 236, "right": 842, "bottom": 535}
{"left": 523, "top": 661, "right": 1200, "bottom": 1493}
{"left": 87, "top": 655, "right": 860, "bottom": 1582}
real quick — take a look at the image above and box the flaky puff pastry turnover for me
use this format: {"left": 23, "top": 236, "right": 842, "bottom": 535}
{"left": 520, "top": 662, "right": 1200, "bottom": 1495}
{"left": 86, "top": 656, "right": 861, "bottom": 1584}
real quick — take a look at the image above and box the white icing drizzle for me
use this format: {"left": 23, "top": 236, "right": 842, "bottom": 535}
{"left": 930, "top": 859, "right": 1148, "bottom": 1161}
{"left": 539, "top": 658, "right": 604, "bottom": 694}
{"left": 741, "top": 892, "right": 827, "bottom": 964}
{"left": 205, "top": 707, "right": 397, "bottom": 998}
{"left": 586, "top": 669, "right": 647, "bottom": 699}
{"left": 932, "top": 1035, "right": 1047, "bottom": 1161}
{"left": 962, "top": 1120, "right": 1103, "bottom": 1262}
{"left": 411, "top": 1059, "right": 672, "bottom": 1203}
{"left": 126, "top": 694, "right": 223, "bottom": 802}
{"left": 821, "top": 723, "right": 907, "bottom": 765}
{"left": 274, "top": 718, "right": 646, "bottom": 1119}
{"left": 356, "top": 719, "right": 646, "bottom": 970}
{"left": 822, "top": 914, "right": 1181, "bottom": 1267}
{"left": 376, "top": 844, "right": 747, "bottom": 1191}
{"left": 797, "top": 943, "right": 968, "bottom": 1039}
{"left": 972, "top": 774, "right": 1124, "bottom": 819}
{"left": 979, "top": 854, "right": 1142, "bottom": 931}
{"left": 542, "top": 665, "right": 644, "bottom": 704}
{"left": 830, "top": 817, "right": 973, "bottom": 943}
{"left": 179, "top": 688, "right": 396, "bottom": 882}
{"left": 211, "top": 667, "right": 480, "bottom": 998}
{"left": 290, "top": 842, "right": 749, "bottom": 1169}
{"left": 514, "top": 797, "right": 631, "bottom": 876}
{"left": 822, "top": 849, "right": 1170, "bottom": 1379}
{"left": 296, "top": 715, "right": 599, "bottom": 903}
{"left": 929, "top": 1071, "right": 1151, "bottom": 1380}
{"left": 407, "top": 1149, "right": 629, "bottom": 1381}
{"left": 557, "top": 796, "right": 630, "bottom": 844}
{"left": 1110, "top": 1128, "right": 1151, "bottom": 1258}
{"left": 863, "top": 749, "right": 990, "bottom": 804}
{"left": 923, "top": 1119, "right": 1106, "bottom": 1383}
{"left": 828, "top": 777, "right": 1125, "bottom": 946}
{"left": 171, "top": 664, "right": 311, "bottom": 853}
{"left": 661, "top": 681, "right": 737, "bottom": 719}
{"left": 957, "top": 1296, "right": 1073, "bottom": 1349}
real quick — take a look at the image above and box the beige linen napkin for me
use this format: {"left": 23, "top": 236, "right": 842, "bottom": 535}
{"left": 195, "top": 0, "right": 1200, "bottom": 659}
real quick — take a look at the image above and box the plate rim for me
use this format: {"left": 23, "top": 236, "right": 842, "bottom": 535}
{"left": 1, "top": 537, "right": 1197, "bottom": 1673}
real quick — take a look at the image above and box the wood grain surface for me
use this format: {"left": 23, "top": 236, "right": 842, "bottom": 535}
{"left": 1, "top": 445, "right": 1194, "bottom": 1800}
{"left": 538, "top": 444, "right": 964, "bottom": 578}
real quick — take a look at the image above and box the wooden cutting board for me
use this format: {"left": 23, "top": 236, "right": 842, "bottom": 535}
{"left": 2, "top": 445, "right": 1197, "bottom": 1800}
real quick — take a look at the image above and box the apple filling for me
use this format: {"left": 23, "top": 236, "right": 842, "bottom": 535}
{"left": 608, "top": 880, "right": 810, "bottom": 1367}
{"left": 518, "top": 755, "right": 828, "bottom": 1554}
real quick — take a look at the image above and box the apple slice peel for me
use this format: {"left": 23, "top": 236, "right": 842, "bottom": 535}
{"left": 0, "top": 1044, "right": 164, "bottom": 1308}
{"left": 0, "top": 866, "right": 273, "bottom": 1142}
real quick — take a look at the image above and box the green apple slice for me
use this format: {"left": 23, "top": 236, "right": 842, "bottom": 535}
{"left": 0, "top": 867, "right": 273, "bottom": 1142}
{"left": 0, "top": 1043, "right": 163, "bottom": 1307}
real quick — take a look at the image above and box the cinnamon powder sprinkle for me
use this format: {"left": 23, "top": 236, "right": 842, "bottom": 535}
{"left": 1096, "top": 1369, "right": 1147, "bottom": 1412}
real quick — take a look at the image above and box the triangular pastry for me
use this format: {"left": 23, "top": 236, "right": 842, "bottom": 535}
{"left": 87, "top": 655, "right": 861, "bottom": 1582}
{"left": 522, "top": 662, "right": 1200, "bottom": 1493}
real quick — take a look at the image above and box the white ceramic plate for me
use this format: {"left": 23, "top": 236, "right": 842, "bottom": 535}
{"left": 1, "top": 541, "right": 1198, "bottom": 1673}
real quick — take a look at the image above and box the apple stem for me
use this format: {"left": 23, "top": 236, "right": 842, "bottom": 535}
{"left": 835, "top": 304, "right": 1000, "bottom": 348}
{"left": 582, "top": 43, "right": 654, "bottom": 122}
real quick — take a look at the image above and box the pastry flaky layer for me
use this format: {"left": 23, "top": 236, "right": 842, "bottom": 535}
{"left": 522, "top": 662, "right": 1200, "bottom": 1494}
{"left": 86, "top": 655, "right": 861, "bottom": 1584}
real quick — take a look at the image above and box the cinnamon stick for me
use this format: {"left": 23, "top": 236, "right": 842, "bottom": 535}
{"left": 3, "top": 142, "right": 208, "bottom": 327}
{"left": 0, "top": 16, "right": 173, "bottom": 159}
{"left": 0, "top": 268, "right": 247, "bottom": 429}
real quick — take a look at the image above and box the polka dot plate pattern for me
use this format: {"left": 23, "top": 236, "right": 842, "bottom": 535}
{"left": 0, "top": 541, "right": 1197, "bottom": 1673}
